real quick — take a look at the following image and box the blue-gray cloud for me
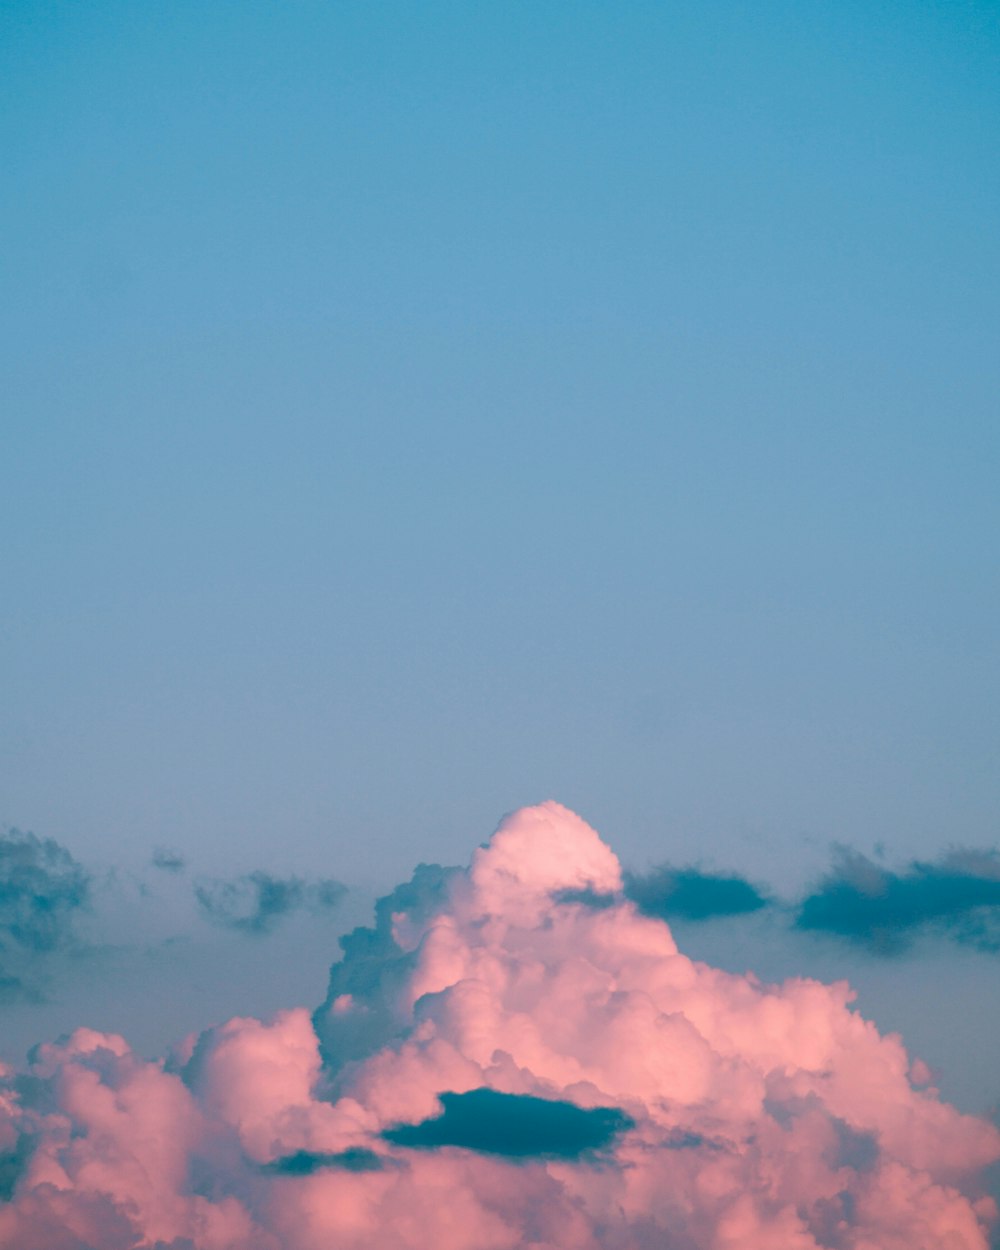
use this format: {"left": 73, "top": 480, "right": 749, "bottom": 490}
{"left": 552, "top": 885, "right": 618, "bottom": 909}
{"left": 383, "top": 1088, "right": 633, "bottom": 1159}
{"left": 0, "top": 1126, "right": 33, "bottom": 1201}
{"left": 262, "top": 1148, "right": 383, "bottom": 1176}
{"left": 796, "top": 845, "right": 1000, "bottom": 954}
{"left": 0, "top": 829, "right": 91, "bottom": 1000}
{"left": 624, "top": 865, "right": 769, "bottom": 922}
{"left": 195, "top": 871, "right": 346, "bottom": 936}
{"left": 152, "top": 847, "right": 186, "bottom": 873}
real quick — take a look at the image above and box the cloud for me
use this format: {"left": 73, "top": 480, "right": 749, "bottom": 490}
{"left": 383, "top": 1088, "right": 633, "bottom": 1159}
{"left": 624, "top": 863, "right": 769, "bottom": 921}
{"left": 195, "top": 871, "right": 346, "bottom": 935}
{"left": 0, "top": 802, "right": 997, "bottom": 1249}
{"left": 797, "top": 845, "right": 1000, "bottom": 953}
{"left": 0, "top": 828, "right": 91, "bottom": 1000}
{"left": 152, "top": 847, "right": 186, "bottom": 873}
{"left": 0, "top": 829, "right": 90, "bottom": 952}
{"left": 263, "top": 1148, "right": 384, "bottom": 1175}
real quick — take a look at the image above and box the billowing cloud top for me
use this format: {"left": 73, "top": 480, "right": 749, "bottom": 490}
{"left": 1, "top": 802, "right": 998, "bottom": 1249}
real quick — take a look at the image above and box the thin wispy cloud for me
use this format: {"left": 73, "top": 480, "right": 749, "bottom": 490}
{"left": 195, "top": 870, "right": 347, "bottom": 935}
{"left": 151, "top": 846, "right": 186, "bottom": 873}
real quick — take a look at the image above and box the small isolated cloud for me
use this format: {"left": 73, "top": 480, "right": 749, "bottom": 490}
{"left": 0, "top": 828, "right": 90, "bottom": 1000}
{"left": 625, "top": 863, "right": 769, "bottom": 921}
{"left": 384, "top": 1088, "right": 633, "bottom": 1159}
{"left": 797, "top": 845, "right": 1000, "bottom": 954}
{"left": 195, "top": 870, "right": 346, "bottom": 935}
{"left": 152, "top": 846, "right": 186, "bottom": 873}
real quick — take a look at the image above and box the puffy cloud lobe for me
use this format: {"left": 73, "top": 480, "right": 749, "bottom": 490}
{"left": 0, "top": 801, "right": 997, "bottom": 1249}
{"left": 0, "top": 829, "right": 90, "bottom": 1002}
{"left": 195, "top": 871, "right": 346, "bottom": 935}
{"left": 797, "top": 845, "right": 1000, "bottom": 953}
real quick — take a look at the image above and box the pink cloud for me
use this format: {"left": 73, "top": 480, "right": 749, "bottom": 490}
{"left": 1, "top": 801, "right": 997, "bottom": 1248}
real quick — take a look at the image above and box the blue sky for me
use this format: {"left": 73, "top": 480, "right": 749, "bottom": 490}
{"left": 2, "top": 2, "right": 999, "bottom": 1107}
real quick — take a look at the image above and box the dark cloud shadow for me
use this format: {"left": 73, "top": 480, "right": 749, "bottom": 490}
{"left": 796, "top": 846, "right": 1000, "bottom": 954}
{"left": 624, "top": 865, "right": 769, "bottom": 922}
{"left": 383, "top": 1088, "right": 633, "bottom": 1159}
{"left": 195, "top": 871, "right": 347, "bottom": 936}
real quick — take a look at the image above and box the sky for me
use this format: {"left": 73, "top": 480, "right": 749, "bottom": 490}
{"left": 1, "top": 3, "right": 999, "bottom": 1246}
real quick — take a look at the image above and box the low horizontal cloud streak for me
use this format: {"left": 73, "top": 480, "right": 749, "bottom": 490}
{"left": 797, "top": 845, "right": 1000, "bottom": 953}
{"left": 263, "top": 1147, "right": 384, "bottom": 1175}
{"left": 383, "top": 1088, "right": 633, "bottom": 1159}
{"left": 624, "top": 864, "right": 770, "bottom": 921}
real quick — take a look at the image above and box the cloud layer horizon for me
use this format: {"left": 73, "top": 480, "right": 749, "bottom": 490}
{"left": 1, "top": 802, "right": 997, "bottom": 1249}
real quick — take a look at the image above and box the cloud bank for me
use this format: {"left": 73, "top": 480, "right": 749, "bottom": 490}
{"left": 1, "top": 802, "right": 997, "bottom": 1249}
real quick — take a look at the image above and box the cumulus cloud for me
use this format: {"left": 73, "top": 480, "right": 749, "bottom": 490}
{"left": 195, "top": 871, "right": 347, "bottom": 935}
{"left": 0, "top": 828, "right": 90, "bottom": 1000}
{"left": 0, "top": 802, "right": 997, "bottom": 1249}
{"left": 797, "top": 845, "right": 1000, "bottom": 954}
{"left": 624, "top": 863, "right": 770, "bottom": 921}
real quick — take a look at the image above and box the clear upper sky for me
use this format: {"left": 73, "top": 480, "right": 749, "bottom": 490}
{"left": 2, "top": 1, "right": 998, "bottom": 891}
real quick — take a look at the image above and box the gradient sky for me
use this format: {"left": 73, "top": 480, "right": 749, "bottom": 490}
{"left": 2, "top": 0, "right": 999, "bottom": 1115}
